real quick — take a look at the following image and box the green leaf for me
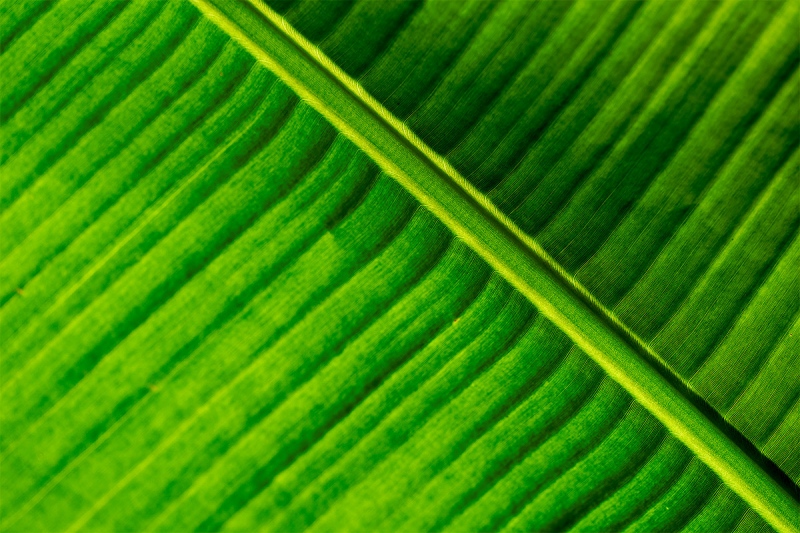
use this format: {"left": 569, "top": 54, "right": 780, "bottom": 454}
{"left": 1, "top": 0, "right": 797, "bottom": 532}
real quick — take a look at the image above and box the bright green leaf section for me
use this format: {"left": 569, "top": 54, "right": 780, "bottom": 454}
{"left": 0, "top": 1, "right": 797, "bottom": 533}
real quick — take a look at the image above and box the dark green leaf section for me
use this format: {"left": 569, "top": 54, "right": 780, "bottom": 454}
{"left": 0, "top": 1, "right": 779, "bottom": 532}
{"left": 267, "top": 0, "right": 800, "bottom": 483}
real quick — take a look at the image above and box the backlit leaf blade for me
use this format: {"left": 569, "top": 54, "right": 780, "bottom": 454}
{"left": 0, "top": 1, "right": 798, "bottom": 532}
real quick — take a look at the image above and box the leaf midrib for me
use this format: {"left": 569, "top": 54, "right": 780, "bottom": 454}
{"left": 188, "top": 0, "right": 800, "bottom": 530}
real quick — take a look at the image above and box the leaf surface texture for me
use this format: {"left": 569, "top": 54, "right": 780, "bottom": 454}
{"left": 0, "top": 0, "right": 797, "bottom": 532}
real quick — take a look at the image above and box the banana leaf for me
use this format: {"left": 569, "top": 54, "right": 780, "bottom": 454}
{"left": 0, "top": 0, "right": 798, "bottom": 531}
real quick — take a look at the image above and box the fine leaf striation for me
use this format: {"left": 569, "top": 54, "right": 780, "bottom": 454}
{"left": 0, "top": 1, "right": 798, "bottom": 532}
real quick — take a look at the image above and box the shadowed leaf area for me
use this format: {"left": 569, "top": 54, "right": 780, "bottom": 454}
{"left": 0, "top": 0, "right": 797, "bottom": 532}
